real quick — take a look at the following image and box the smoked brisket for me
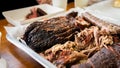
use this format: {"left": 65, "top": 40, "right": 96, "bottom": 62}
{"left": 23, "top": 12, "right": 81, "bottom": 52}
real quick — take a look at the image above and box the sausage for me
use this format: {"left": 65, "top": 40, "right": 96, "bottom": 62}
{"left": 82, "top": 12, "right": 120, "bottom": 34}
{"left": 71, "top": 43, "right": 120, "bottom": 68}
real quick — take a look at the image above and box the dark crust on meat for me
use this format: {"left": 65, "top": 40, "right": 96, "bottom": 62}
{"left": 71, "top": 44, "right": 120, "bottom": 68}
{"left": 23, "top": 15, "right": 80, "bottom": 52}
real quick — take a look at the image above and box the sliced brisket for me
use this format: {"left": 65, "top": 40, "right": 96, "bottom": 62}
{"left": 23, "top": 13, "right": 81, "bottom": 52}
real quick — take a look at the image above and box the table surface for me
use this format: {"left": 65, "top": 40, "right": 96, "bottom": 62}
{"left": 0, "top": 3, "right": 74, "bottom": 68}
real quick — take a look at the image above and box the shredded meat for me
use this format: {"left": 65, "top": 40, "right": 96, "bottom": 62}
{"left": 40, "top": 41, "right": 87, "bottom": 68}
{"left": 75, "top": 16, "right": 90, "bottom": 30}
{"left": 75, "top": 26, "right": 116, "bottom": 56}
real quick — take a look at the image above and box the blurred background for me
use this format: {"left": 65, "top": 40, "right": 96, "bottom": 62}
{"left": 0, "top": 0, "right": 74, "bottom": 20}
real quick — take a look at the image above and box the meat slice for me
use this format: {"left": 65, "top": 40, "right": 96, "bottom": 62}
{"left": 23, "top": 13, "right": 81, "bottom": 52}
{"left": 26, "top": 7, "right": 47, "bottom": 19}
{"left": 82, "top": 12, "right": 120, "bottom": 34}
{"left": 71, "top": 43, "right": 120, "bottom": 68}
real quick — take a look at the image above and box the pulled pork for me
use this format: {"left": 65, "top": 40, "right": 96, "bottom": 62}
{"left": 40, "top": 41, "right": 88, "bottom": 68}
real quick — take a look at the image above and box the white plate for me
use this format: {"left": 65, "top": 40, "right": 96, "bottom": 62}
{"left": 2, "top": 4, "right": 64, "bottom": 26}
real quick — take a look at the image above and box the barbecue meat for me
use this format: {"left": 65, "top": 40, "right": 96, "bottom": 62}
{"left": 71, "top": 43, "right": 120, "bottom": 68}
{"left": 40, "top": 41, "right": 88, "bottom": 68}
{"left": 26, "top": 7, "right": 47, "bottom": 19}
{"left": 22, "top": 11, "right": 120, "bottom": 68}
{"left": 23, "top": 13, "right": 81, "bottom": 52}
{"left": 82, "top": 12, "right": 120, "bottom": 34}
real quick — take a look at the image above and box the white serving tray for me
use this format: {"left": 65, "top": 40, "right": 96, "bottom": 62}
{"left": 2, "top": 4, "right": 64, "bottom": 26}
{"left": 4, "top": 3, "right": 120, "bottom": 67}
{"left": 5, "top": 8, "right": 84, "bottom": 68}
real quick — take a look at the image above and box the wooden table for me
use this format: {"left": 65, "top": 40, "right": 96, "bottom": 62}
{"left": 0, "top": 3, "right": 74, "bottom": 68}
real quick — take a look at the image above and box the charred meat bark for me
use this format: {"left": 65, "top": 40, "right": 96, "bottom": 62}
{"left": 23, "top": 13, "right": 81, "bottom": 52}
